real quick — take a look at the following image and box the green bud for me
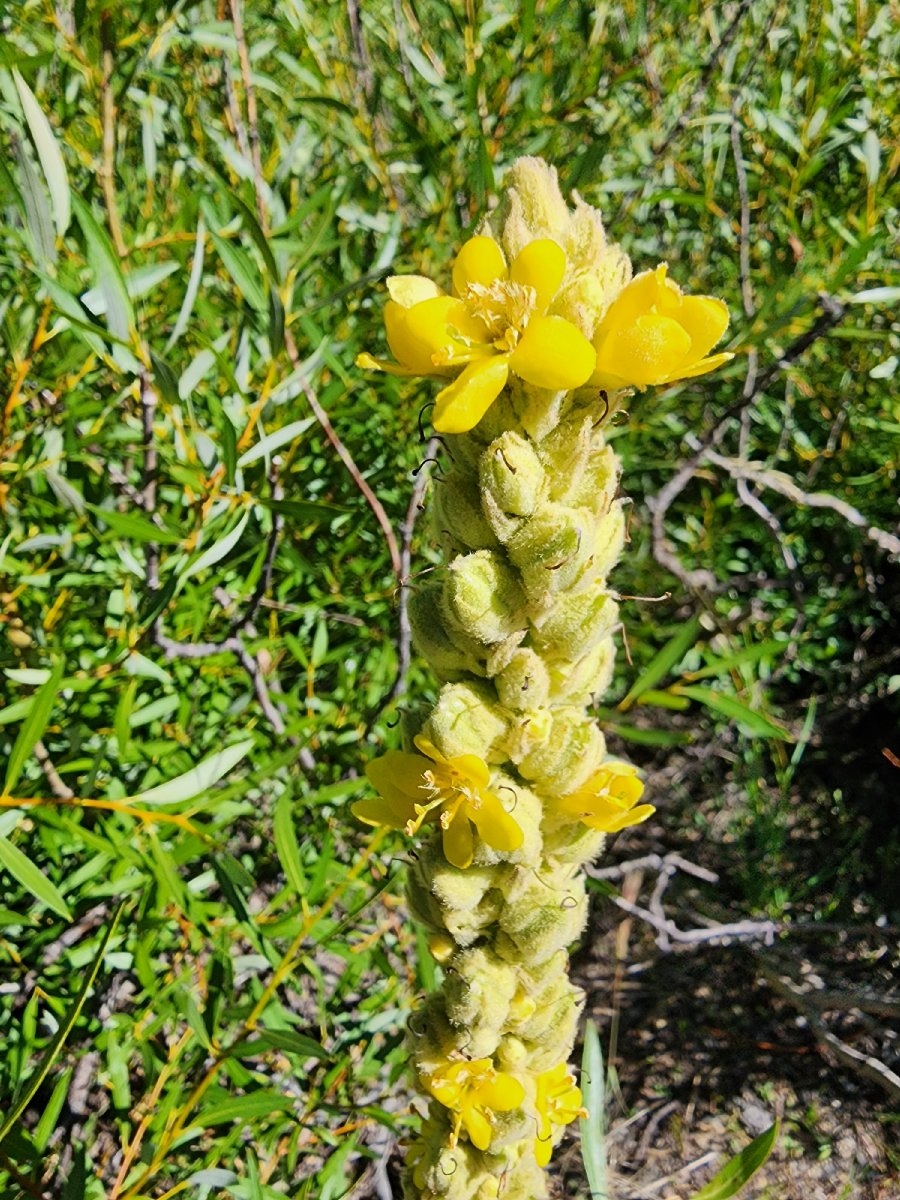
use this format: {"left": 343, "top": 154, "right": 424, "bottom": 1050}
{"left": 479, "top": 433, "right": 545, "bottom": 543}
{"left": 495, "top": 649, "right": 550, "bottom": 711}
{"left": 409, "top": 583, "right": 487, "bottom": 678}
{"left": 484, "top": 631, "right": 528, "bottom": 678}
{"left": 441, "top": 551, "right": 528, "bottom": 646}
{"left": 592, "top": 502, "right": 626, "bottom": 580}
{"left": 421, "top": 682, "right": 509, "bottom": 761}
{"left": 531, "top": 588, "right": 619, "bottom": 659}
{"left": 498, "top": 157, "right": 572, "bottom": 262}
{"left": 547, "top": 638, "right": 616, "bottom": 704}
{"left": 507, "top": 503, "right": 594, "bottom": 601}
{"left": 433, "top": 468, "right": 498, "bottom": 552}
{"left": 444, "top": 948, "right": 518, "bottom": 1058}
{"left": 508, "top": 706, "right": 606, "bottom": 793}
{"left": 495, "top": 884, "right": 589, "bottom": 967}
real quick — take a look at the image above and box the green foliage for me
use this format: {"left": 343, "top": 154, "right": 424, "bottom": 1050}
{"left": 0, "top": 0, "right": 896, "bottom": 1197}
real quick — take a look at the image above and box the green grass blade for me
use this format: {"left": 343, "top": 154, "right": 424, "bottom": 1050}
{"left": 688, "top": 1122, "right": 779, "bottom": 1199}
{"left": 0, "top": 901, "right": 125, "bottom": 1147}
{"left": 618, "top": 617, "right": 701, "bottom": 711}
{"left": 0, "top": 835, "right": 72, "bottom": 920}
{"left": 673, "top": 685, "right": 791, "bottom": 741}
{"left": 579, "top": 1020, "right": 609, "bottom": 1200}
{"left": 2, "top": 657, "right": 65, "bottom": 795}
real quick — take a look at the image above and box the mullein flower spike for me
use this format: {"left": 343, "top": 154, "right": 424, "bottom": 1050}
{"left": 354, "top": 157, "right": 731, "bottom": 1199}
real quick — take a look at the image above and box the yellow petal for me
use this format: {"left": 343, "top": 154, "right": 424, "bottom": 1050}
{"left": 449, "top": 753, "right": 491, "bottom": 790}
{"left": 355, "top": 352, "right": 419, "bottom": 378}
{"left": 660, "top": 350, "right": 734, "bottom": 384}
{"left": 351, "top": 794, "right": 415, "bottom": 829}
{"left": 534, "top": 1133, "right": 553, "bottom": 1167}
{"left": 433, "top": 356, "right": 510, "bottom": 434}
{"left": 467, "top": 794, "right": 524, "bottom": 854}
{"left": 390, "top": 295, "right": 480, "bottom": 370}
{"left": 510, "top": 239, "right": 566, "bottom": 312}
{"left": 452, "top": 236, "right": 507, "bottom": 295}
{"left": 596, "top": 265, "right": 667, "bottom": 335}
{"left": 442, "top": 813, "right": 474, "bottom": 869}
{"left": 386, "top": 274, "right": 444, "bottom": 308}
{"left": 671, "top": 294, "right": 730, "bottom": 360}
{"left": 586, "top": 802, "right": 656, "bottom": 833}
{"left": 596, "top": 312, "right": 692, "bottom": 388}
{"left": 509, "top": 315, "right": 596, "bottom": 390}
{"left": 365, "top": 750, "right": 430, "bottom": 801}
{"left": 383, "top": 301, "right": 445, "bottom": 375}
{"left": 411, "top": 735, "right": 447, "bottom": 766}
{"left": 478, "top": 1073, "right": 525, "bottom": 1111}
{"left": 462, "top": 1104, "right": 494, "bottom": 1151}
{"left": 426, "top": 1073, "right": 463, "bottom": 1107}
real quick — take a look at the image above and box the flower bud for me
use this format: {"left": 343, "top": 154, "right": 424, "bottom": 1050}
{"left": 421, "top": 682, "right": 509, "bottom": 762}
{"left": 441, "top": 551, "right": 528, "bottom": 646}
{"left": 495, "top": 649, "right": 551, "bottom": 711}
{"left": 479, "top": 432, "right": 545, "bottom": 529}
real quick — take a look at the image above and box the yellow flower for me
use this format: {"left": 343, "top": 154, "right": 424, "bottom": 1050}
{"left": 352, "top": 735, "right": 524, "bottom": 869}
{"left": 424, "top": 1058, "right": 525, "bottom": 1151}
{"left": 591, "top": 263, "right": 732, "bottom": 391}
{"left": 533, "top": 1063, "right": 587, "bottom": 1167}
{"left": 553, "top": 761, "right": 655, "bottom": 833}
{"left": 357, "top": 235, "right": 597, "bottom": 434}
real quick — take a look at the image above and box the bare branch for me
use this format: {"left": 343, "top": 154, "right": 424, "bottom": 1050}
{"left": 227, "top": 0, "right": 267, "bottom": 231}
{"left": 33, "top": 740, "right": 75, "bottom": 801}
{"left": 647, "top": 293, "right": 849, "bottom": 588}
{"left": 696, "top": 444, "right": 900, "bottom": 558}
{"left": 754, "top": 956, "right": 900, "bottom": 1102}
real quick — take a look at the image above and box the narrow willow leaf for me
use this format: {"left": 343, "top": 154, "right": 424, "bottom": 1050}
{"left": 689, "top": 1122, "right": 778, "bottom": 1199}
{"left": 16, "top": 139, "right": 56, "bottom": 265}
{"left": 13, "top": 68, "right": 70, "bottom": 237}
{"left": 673, "top": 685, "right": 791, "bottom": 741}
{"left": 236, "top": 417, "right": 316, "bottom": 467}
{"left": 188, "top": 1090, "right": 294, "bottom": 1129}
{"left": 164, "top": 212, "right": 206, "bottom": 351}
{"left": 89, "top": 503, "right": 183, "bottom": 545}
{"left": 618, "top": 617, "right": 701, "bottom": 711}
{"left": 227, "top": 1029, "right": 329, "bottom": 1061}
{"left": 3, "top": 657, "right": 65, "bottom": 794}
{"left": 850, "top": 285, "right": 900, "bottom": 305}
{"left": 132, "top": 739, "right": 254, "bottom": 806}
{"left": 182, "top": 509, "right": 250, "bottom": 578}
{"left": 0, "top": 836, "right": 72, "bottom": 920}
{"left": 273, "top": 790, "right": 307, "bottom": 897}
{"left": 71, "top": 194, "right": 133, "bottom": 342}
{"left": 34, "top": 1066, "right": 73, "bottom": 1151}
{"left": 209, "top": 227, "right": 267, "bottom": 312}
{"left": 596, "top": 719, "right": 693, "bottom": 747}
{"left": 0, "top": 902, "right": 124, "bottom": 1147}
{"left": 579, "top": 1020, "right": 609, "bottom": 1200}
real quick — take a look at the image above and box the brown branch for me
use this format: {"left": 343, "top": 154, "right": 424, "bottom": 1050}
{"left": 99, "top": 11, "right": 126, "bottom": 257}
{"left": 227, "top": 0, "right": 267, "bottom": 232}
{"left": 286, "top": 342, "right": 402, "bottom": 582}
{"left": 32, "top": 740, "right": 75, "bottom": 801}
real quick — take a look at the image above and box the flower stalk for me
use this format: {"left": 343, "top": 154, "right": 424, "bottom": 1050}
{"left": 354, "top": 157, "right": 730, "bottom": 1198}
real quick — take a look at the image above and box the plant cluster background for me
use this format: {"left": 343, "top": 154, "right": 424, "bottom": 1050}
{"left": 0, "top": 2, "right": 898, "bottom": 1198}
